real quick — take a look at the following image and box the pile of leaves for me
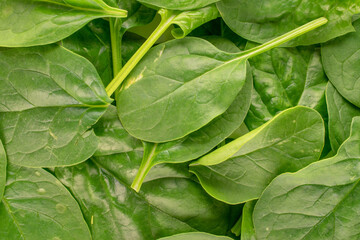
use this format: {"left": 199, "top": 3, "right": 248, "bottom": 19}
{"left": 1, "top": 0, "right": 360, "bottom": 239}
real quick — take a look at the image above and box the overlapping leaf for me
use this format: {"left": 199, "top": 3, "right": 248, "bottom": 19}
{"left": 137, "top": 0, "right": 221, "bottom": 11}
{"left": 158, "top": 232, "right": 233, "bottom": 240}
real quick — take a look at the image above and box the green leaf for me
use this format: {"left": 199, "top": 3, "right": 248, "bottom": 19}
{"left": 241, "top": 201, "right": 256, "bottom": 240}
{"left": 0, "top": 45, "right": 111, "bottom": 167}
{"left": 244, "top": 45, "right": 328, "bottom": 130}
{"left": 117, "top": 18, "right": 327, "bottom": 142}
{"left": 158, "top": 232, "right": 233, "bottom": 240}
{"left": 322, "top": 19, "right": 360, "bottom": 108}
{"left": 0, "top": 164, "right": 91, "bottom": 240}
{"left": 190, "top": 106, "right": 325, "bottom": 204}
{"left": 93, "top": 105, "right": 142, "bottom": 156}
{"left": 0, "top": 139, "right": 6, "bottom": 200}
{"left": 0, "top": 0, "right": 127, "bottom": 47}
{"left": 137, "top": 0, "right": 221, "bottom": 11}
{"left": 326, "top": 82, "right": 360, "bottom": 153}
{"left": 55, "top": 152, "right": 233, "bottom": 240}
{"left": 253, "top": 117, "right": 360, "bottom": 240}
{"left": 217, "top": 0, "right": 359, "bottom": 46}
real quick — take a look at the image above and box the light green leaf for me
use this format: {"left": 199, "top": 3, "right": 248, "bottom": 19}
{"left": 0, "top": 45, "right": 111, "bottom": 167}
{"left": 253, "top": 117, "right": 360, "bottom": 240}
{"left": 158, "top": 232, "right": 233, "bottom": 240}
{"left": 0, "top": 164, "right": 91, "bottom": 240}
{"left": 190, "top": 107, "right": 325, "bottom": 204}
{"left": 137, "top": 0, "right": 221, "bottom": 11}
{"left": 55, "top": 152, "right": 232, "bottom": 240}
{"left": 0, "top": 0, "right": 127, "bottom": 47}
{"left": 217, "top": 0, "right": 360, "bottom": 46}
{"left": 322, "top": 19, "right": 360, "bottom": 108}
{"left": 326, "top": 82, "right": 360, "bottom": 153}
{"left": 0, "top": 139, "right": 6, "bottom": 200}
{"left": 117, "top": 17, "right": 327, "bottom": 142}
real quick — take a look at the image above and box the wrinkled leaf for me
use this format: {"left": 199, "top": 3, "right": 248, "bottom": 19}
{"left": 55, "top": 151, "right": 232, "bottom": 240}
{"left": 158, "top": 232, "right": 233, "bottom": 240}
{"left": 0, "top": 139, "right": 6, "bottom": 200}
{"left": 253, "top": 117, "right": 360, "bottom": 240}
{"left": 326, "top": 82, "right": 360, "bottom": 153}
{"left": 217, "top": 0, "right": 359, "bottom": 46}
{"left": 137, "top": 0, "right": 221, "bottom": 11}
{"left": 0, "top": 164, "right": 91, "bottom": 240}
{"left": 0, "top": 0, "right": 127, "bottom": 47}
{"left": 322, "top": 19, "right": 360, "bottom": 108}
{"left": 190, "top": 107, "right": 324, "bottom": 204}
{"left": 0, "top": 45, "right": 111, "bottom": 167}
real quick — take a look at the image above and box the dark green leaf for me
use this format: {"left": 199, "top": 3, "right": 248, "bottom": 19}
{"left": 0, "top": 139, "right": 6, "bottom": 200}
{"left": 0, "top": 45, "right": 111, "bottom": 167}
{"left": 0, "top": 164, "right": 91, "bottom": 240}
{"left": 217, "top": 0, "right": 359, "bottom": 46}
{"left": 190, "top": 107, "right": 324, "bottom": 204}
{"left": 326, "top": 82, "right": 360, "bottom": 153}
{"left": 137, "top": 0, "right": 221, "bottom": 11}
{"left": 158, "top": 232, "right": 233, "bottom": 240}
{"left": 0, "top": 0, "right": 127, "bottom": 47}
{"left": 322, "top": 19, "right": 360, "bottom": 108}
{"left": 55, "top": 152, "right": 232, "bottom": 240}
{"left": 253, "top": 117, "right": 360, "bottom": 240}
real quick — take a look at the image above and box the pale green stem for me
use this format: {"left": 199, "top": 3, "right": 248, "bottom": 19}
{"left": 231, "top": 216, "right": 242, "bottom": 237}
{"left": 106, "top": 9, "right": 177, "bottom": 96}
{"left": 237, "top": 17, "right": 328, "bottom": 60}
{"left": 131, "top": 143, "right": 158, "bottom": 192}
{"left": 109, "top": 18, "right": 123, "bottom": 77}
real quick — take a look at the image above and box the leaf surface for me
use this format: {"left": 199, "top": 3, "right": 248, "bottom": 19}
{"left": 190, "top": 107, "right": 324, "bottom": 204}
{"left": 0, "top": 45, "right": 111, "bottom": 167}
{"left": 0, "top": 0, "right": 126, "bottom": 47}
{"left": 137, "top": 0, "right": 221, "bottom": 11}
{"left": 0, "top": 164, "right": 91, "bottom": 240}
{"left": 158, "top": 232, "right": 233, "bottom": 240}
{"left": 253, "top": 117, "right": 360, "bottom": 240}
{"left": 217, "top": 0, "right": 360, "bottom": 46}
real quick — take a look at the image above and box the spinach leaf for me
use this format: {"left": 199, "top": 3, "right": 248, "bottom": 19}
{"left": 190, "top": 106, "right": 324, "bottom": 204}
{"left": 0, "top": 0, "right": 127, "bottom": 47}
{"left": 0, "top": 45, "right": 111, "bottom": 167}
{"left": 322, "top": 19, "right": 360, "bottom": 108}
{"left": 244, "top": 45, "right": 328, "bottom": 130}
{"left": 93, "top": 105, "right": 142, "bottom": 156}
{"left": 0, "top": 164, "right": 91, "bottom": 240}
{"left": 253, "top": 117, "right": 360, "bottom": 240}
{"left": 117, "top": 18, "right": 327, "bottom": 142}
{"left": 158, "top": 232, "right": 233, "bottom": 240}
{"left": 0, "top": 139, "right": 6, "bottom": 200}
{"left": 137, "top": 0, "right": 221, "bottom": 11}
{"left": 326, "top": 82, "right": 360, "bottom": 153}
{"left": 55, "top": 152, "right": 232, "bottom": 240}
{"left": 217, "top": 0, "right": 359, "bottom": 46}
{"left": 241, "top": 201, "right": 256, "bottom": 240}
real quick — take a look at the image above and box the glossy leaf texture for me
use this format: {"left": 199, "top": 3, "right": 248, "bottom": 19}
{"left": 93, "top": 105, "right": 142, "bottom": 156}
{"left": 137, "top": 0, "right": 221, "bottom": 11}
{"left": 217, "top": 0, "right": 359, "bottom": 46}
{"left": 0, "top": 164, "right": 91, "bottom": 240}
{"left": 253, "top": 117, "right": 360, "bottom": 240}
{"left": 0, "top": 139, "right": 6, "bottom": 200}
{"left": 117, "top": 37, "right": 245, "bottom": 142}
{"left": 190, "top": 106, "right": 325, "bottom": 204}
{"left": 158, "top": 232, "right": 233, "bottom": 240}
{"left": 241, "top": 201, "right": 256, "bottom": 240}
{"left": 0, "top": 0, "right": 127, "bottom": 47}
{"left": 326, "top": 82, "right": 360, "bottom": 153}
{"left": 0, "top": 45, "right": 111, "bottom": 167}
{"left": 55, "top": 151, "right": 233, "bottom": 240}
{"left": 244, "top": 45, "right": 328, "bottom": 130}
{"left": 322, "top": 19, "right": 360, "bottom": 108}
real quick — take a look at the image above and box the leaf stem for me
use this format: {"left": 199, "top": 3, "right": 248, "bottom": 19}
{"left": 106, "top": 9, "right": 177, "bottom": 96}
{"left": 238, "top": 17, "right": 328, "bottom": 60}
{"left": 109, "top": 18, "right": 123, "bottom": 76}
{"left": 131, "top": 143, "right": 158, "bottom": 192}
